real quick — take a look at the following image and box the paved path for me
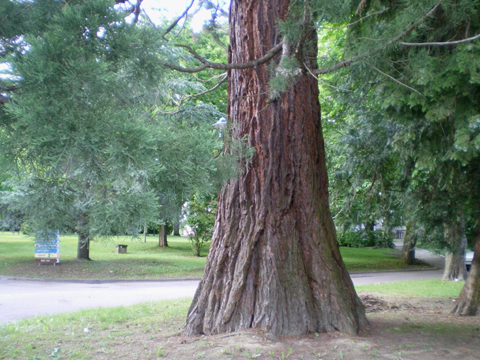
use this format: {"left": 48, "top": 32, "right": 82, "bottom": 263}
{"left": 0, "top": 278, "right": 199, "bottom": 324}
{"left": 0, "top": 242, "right": 445, "bottom": 324}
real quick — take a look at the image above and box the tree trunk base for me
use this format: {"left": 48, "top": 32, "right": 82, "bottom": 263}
{"left": 442, "top": 252, "right": 468, "bottom": 281}
{"left": 159, "top": 225, "right": 168, "bottom": 247}
{"left": 185, "top": 0, "right": 368, "bottom": 338}
{"left": 451, "top": 237, "right": 480, "bottom": 316}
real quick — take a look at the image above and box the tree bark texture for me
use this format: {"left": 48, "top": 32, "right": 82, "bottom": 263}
{"left": 173, "top": 221, "right": 181, "bottom": 236}
{"left": 452, "top": 218, "right": 480, "bottom": 315}
{"left": 401, "top": 221, "right": 416, "bottom": 264}
{"left": 442, "top": 220, "right": 468, "bottom": 281}
{"left": 185, "top": 0, "right": 367, "bottom": 336}
{"left": 158, "top": 224, "right": 168, "bottom": 247}
{"left": 76, "top": 214, "right": 91, "bottom": 260}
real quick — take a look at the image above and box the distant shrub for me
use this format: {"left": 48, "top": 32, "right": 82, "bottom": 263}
{"left": 21, "top": 223, "right": 33, "bottom": 235}
{"left": 187, "top": 195, "right": 217, "bottom": 256}
{"left": 337, "top": 230, "right": 393, "bottom": 248}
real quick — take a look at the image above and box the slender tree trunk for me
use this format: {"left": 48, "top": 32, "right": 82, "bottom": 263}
{"left": 401, "top": 221, "right": 417, "bottom": 264}
{"left": 158, "top": 224, "right": 168, "bottom": 247}
{"left": 143, "top": 223, "right": 147, "bottom": 243}
{"left": 452, "top": 217, "right": 480, "bottom": 315}
{"left": 401, "top": 160, "right": 417, "bottom": 264}
{"left": 442, "top": 219, "right": 468, "bottom": 281}
{"left": 173, "top": 221, "right": 180, "bottom": 236}
{"left": 185, "top": 0, "right": 367, "bottom": 337}
{"left": 76, "top": 213, "right": 91, "bottom": 260}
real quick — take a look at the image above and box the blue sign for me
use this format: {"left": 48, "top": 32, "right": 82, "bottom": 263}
{"left": 35, "top": 230, "right": 60, "bottom": 264}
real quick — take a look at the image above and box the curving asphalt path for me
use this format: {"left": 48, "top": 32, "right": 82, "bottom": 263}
{"left": 0, "top": 244, "right": 445, "bottom": 324}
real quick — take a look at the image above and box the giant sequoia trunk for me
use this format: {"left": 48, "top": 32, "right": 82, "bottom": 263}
{"left": 452, "top": 218, "right": 480, "bottom": 315}
{"left": 185, "top": 0, "right": 367, "bottom": 336}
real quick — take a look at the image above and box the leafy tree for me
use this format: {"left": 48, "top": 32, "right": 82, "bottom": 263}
{"left": 4, "top": 0, "right": 480, "bottom": 333}
{"left": 1, "top": 0, "right": 167, "bottom": 259}
{"left": 0, "top": 1, "right": 224, "bottom": 260}
{"left": 322, "top": 0, "right": 480, "bottom": 311}
{"left": 151, "top": 120, "right": 223, "bottom": 247}
{"left": 186, "top": 194, "right": 217, "bottom": 256}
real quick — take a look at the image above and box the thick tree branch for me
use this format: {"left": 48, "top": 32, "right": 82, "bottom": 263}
{"left": 162, "top": 0, "right": 195, "bottom": 39}
{"left": 304, "top": 63, "right": 352, "bottom": 92}
{"left": 161, "top": 42, "right": 283, "bottom": 73}
{"left": 314, "top": 2, "right": 442, "bottom": 75}
{"left": 114, "top": 0, "right": 143, "bottom": 23}
{"left": 167, "top": 73, "right": 227, "bottom": 114}
{"left": 0, "top": 85, "right": 18, "bottom": 104}
{"left": 162, "top": 3, "right": 444, "bottom": 76}
{"left": 400, "top": 32, "right": 480, "bottom": 46}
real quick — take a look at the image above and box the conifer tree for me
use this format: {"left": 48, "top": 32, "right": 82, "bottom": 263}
{"left": 322, "top": 0, "right": 480, "bottom": 312}
{"left": 1, "top": 0, "right": 223, "bottom": 259}
{"left": 161, "top": 0, "right": 480, "bottom": 332}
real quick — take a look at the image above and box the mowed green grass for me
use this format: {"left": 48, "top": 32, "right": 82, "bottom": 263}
{"left": 0, "top": 232, "right": 430, "bottom": 280}
{"left": 340, "top": 247, "right": 430, "bottom": 272}
{"left": 0, "top": 233, "right": 207, "bottom": 280}
{"left": 356, "top": 279, "right": 464, "bottom": 298}
{"left": 0, "top": 280, "right": 465, "bottom": 360}
{"left": 0, "top": 297, "right": 191, "bottom": 360}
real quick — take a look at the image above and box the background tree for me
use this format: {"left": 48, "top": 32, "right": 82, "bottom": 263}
{"left": 0, "top": 0, "right": 225, "bottom": 260}
{"left": 1, "top": 0, "right": 166, "bottom": 259}
{"left": 319, "top": 0, "right": 480, "bottom": 309}
{"left": 186, "top": 194, "right": 217, "bottom": 256}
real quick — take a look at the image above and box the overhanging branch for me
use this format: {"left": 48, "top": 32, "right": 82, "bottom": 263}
{"left": 364, "top": 62, "right": 425, "bottom": 98}
{"left": 166, "top": 73, "right": 228, "bottom": 114}
{"left": 162, "top": 0, "right": 195, "bottom": 39}
{"left": 162, "top": 43, "right": 283, "bottom": 73}
{"left": 314, "top": 2, "right": 442, "bottom": 75}
{"left": 400, "top": 32, "right": 480, "bottom": 46}
{"left": 115, "top": 0, "right": 143, "bottom": 23}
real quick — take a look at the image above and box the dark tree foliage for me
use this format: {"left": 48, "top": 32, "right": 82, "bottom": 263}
{"left": 1, "top": 0, "right": 224, "bottom": 260}
{"left": 323, "top": 0, "right": 480, "bottom": 311}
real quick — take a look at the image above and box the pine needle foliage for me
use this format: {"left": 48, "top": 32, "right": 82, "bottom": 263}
{"left": 0, "top": 0, "right": 227, "bottom": 250}
{"left": 321, "top": 0, "right": 480, "bottom": 252}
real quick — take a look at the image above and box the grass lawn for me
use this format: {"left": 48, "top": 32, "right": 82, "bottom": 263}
{"left": 356, "top": 279, "right": 465, "bottom": 298}
{"left": 0, "top": 233, "right": 207, "bottom": 280}
{"left": 1, "top": 280, "right": 477, "bottom": 360}
{"left": 0, "top": 232, "right": 430, "bottom": 280}
{"left": 340, "top": 247, "right": 430, "bottom": 272}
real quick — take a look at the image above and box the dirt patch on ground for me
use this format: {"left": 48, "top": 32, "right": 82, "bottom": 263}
{"left": 8, "top": 295, "right": 478, "bottom": 359}
{"left": 129, "top": 294, "right": 480, "bottom": 360}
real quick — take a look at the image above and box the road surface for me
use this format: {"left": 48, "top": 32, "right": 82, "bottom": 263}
{"left": 0, "top": 245, "right": 446, "bottom": 324}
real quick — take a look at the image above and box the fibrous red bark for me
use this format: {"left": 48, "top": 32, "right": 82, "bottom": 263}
{"left": 185, "top": 0, "right": 367, "bottom": 336}
{"left": 452, "top": 220, "right": 480, "bottom": 315}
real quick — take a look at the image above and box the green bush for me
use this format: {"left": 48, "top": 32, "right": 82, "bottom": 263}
{"left": 21, "top": 223, "right": 33, "bottom": 235}
{"left": 186, "top": 195, "right": 217, "bottom": 256}
{"left": 337, "top": 230, "right": 393, "bottom": 248}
